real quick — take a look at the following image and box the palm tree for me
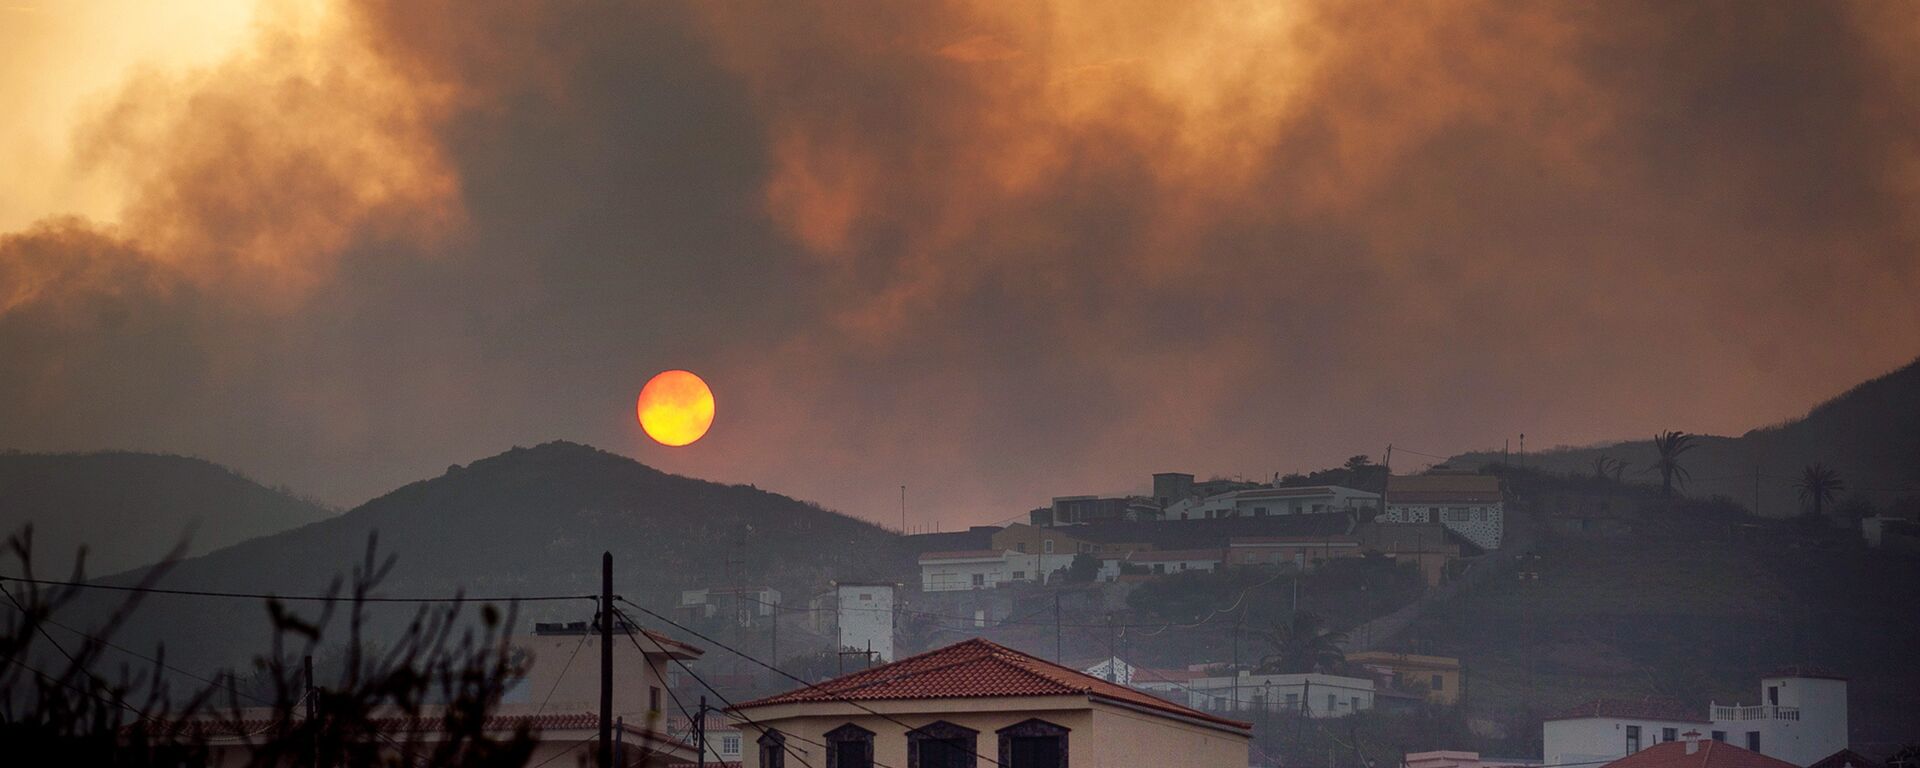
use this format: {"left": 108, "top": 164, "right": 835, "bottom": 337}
{"left": 1249, "top": 611, "right": 1348, "bottom": 674}
{"left": 1592, "top": 456, "right": 1630, "bottom": 484}
{"left": 1795, "top": 463, "right": 1845, "bottom": 518}
{"left": 1648, "top": 431, "right": 1696, "bottom": 497}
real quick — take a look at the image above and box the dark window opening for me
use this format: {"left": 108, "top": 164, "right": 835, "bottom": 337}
{"left": 758, "top": 730, "right": 787, "bottom": 768}
{"left": 1711, "top": 731, "right": 1727, "bottom": 743}
{"left": 1747, "top": 732, "right": 1760, "bottom": 752}
{"left": 1662, "top": 728, "right": 1677, "bottom": 743}
{"left": 1626, "top": 725, "right": 1641, "bottom": 753}
{"left": 826, "top": 723, "right": 875, "bottom": 768}
{"left": 998, "top": 718, "right": 1069, "bottom": 768}
{"left": 910, "top": 721, "right": 979, "bottom": 768}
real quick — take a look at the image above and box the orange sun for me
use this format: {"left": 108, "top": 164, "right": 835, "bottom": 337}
{"left": 636, "top": 370, "right": 715, "bottom": 447}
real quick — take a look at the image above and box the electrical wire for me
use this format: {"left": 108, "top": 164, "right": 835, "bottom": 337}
{"left": 619, "top": 596, "right": 1012, "bottom": 768}
{"left": 0, "top": 575, "right": 596, "bottom": 604}
{"left": 614, "top": 607, "right": 829, "bottom": 768}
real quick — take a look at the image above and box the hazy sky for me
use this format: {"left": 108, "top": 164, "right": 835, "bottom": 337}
{"left": 3, "top": 0, "right": 1917, "bottom": 528}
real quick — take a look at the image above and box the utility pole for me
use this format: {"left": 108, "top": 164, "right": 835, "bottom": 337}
{"left": 1106, "top": 614, "right": 1116, "bottom": 681}
{"left": 1384, "top": 444, "right": 1393, "bottom": 473}
{"left": 1053, "top": 592, "right": 1062, "bottom": 663}
{"left": 600, "top": 551, "right": 614, "bottom": 768}
{"left": 696, "top": 697, "right": 708, "bottom": 768}
{"left": 901, "top": 485, "right": 908, "bottom": 533}
{"left": 304, "top": 654, "right": 316, "bottom": 768}
{"left": 1231, "top": 608, "right": 1241, "bottom": 714}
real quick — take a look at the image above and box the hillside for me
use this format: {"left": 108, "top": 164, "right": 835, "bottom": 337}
{"left": 0, "top": 451, "right": 334, "bottom": 575}
{"left": 72, "top": 441, "right": 910, "bottom": 674}
{"left": 1398, "top": 522, "right": 1920, "bottom": 754}
{"left": 1455, "top": 356, "right": 1920, "bottom": 517}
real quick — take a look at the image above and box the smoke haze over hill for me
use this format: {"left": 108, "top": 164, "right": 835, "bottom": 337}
{"left": 2, "top": 1, "right": 1918, "bottom": 527}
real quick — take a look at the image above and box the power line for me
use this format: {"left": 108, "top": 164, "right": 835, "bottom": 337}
{"left": 615, "top": 606, "right": 827, "bottom": 768}
{"left": 619, "top": 596, "right": 1010, "bottom": 768}
{"left": 0, "top": 575, "right": 597, "bottom": 604}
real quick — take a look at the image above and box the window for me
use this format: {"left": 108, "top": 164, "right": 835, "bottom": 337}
{"left": 1747, "top": 732, "right": 1760, "bottom": 752}
{"left": 998, "top": 719, "right": 1068, "bottom": 768}
{"left": 1012, "top": 571, "right": 1026, "bottom": 580}
{"left": 722, "top": 734, "right": 742, "bottom": 757}
{"left": 971, "top": 574, "right": 984, "bottom": 587}
{"left": 758, "top": 730, "right": 787, "bottom": 768}
{"left": 1043, "top": 540, "right": 1055, "bottom": 553}
{"left": 1473, "top": 508, "right": 1486, "bottom": 521}
{"left": 826, "top": 723, "right": 875, "bottom": 768}
{"left": 1254, "top": 506, "right": 1268, "bottom": 516}
{"left": 1313, "top": 503, "right": 1326, "bottom": 513}
{"left": 1431, "top": 674, "right": 1444, "bottom": 691}
{"left": 910, "top": 721, "right": 978, "bottom": 768}
{"left": 1663, "top": 728, "right": 1677, "bottom": 743}
{"left": 859, "top": 593, "right": 873, "bottom": 601}
{"left": 1286, "top": 693, "right": 1299, "bottom": 709}
{"left": 1352, "top": 696, "right": 1362, "bottom": 711}
{"left": 650, "top": 686, "right": 662, "bottom": 713}
{"left": 1154, "top": 564, "right": 1166, "bottom": 574}
{"left": 1711, "top": 731, "right": 1726, "bottom": 743}
{"left": 1327, "top": 694, "right": 1337, "bottom": 712}
{"left": 1768, "top": 686, "right": 1779, "bottom": 706}
{"left": 1626, "top": 726, "right": 1641, "bottom": 753}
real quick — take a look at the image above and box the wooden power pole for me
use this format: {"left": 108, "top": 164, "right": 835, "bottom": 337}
{"left": 600, "top": 552, "right": 614, "bottom": 768}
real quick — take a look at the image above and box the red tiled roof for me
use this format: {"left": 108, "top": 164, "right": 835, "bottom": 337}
{"left": 1806, "top": 750, "right": 1882, "bottom": 768}
{"left": 731, "top": 638, "right": 1250, "bottom": 732}
{"left": 918, "top": 549, "right": 1007, "bottom": 562}
{"left": 1602, "top": 740, "right": 1797, "bottom": 768}
{"left": 1548, "top": 698, "right": 1707, "bottom": 723}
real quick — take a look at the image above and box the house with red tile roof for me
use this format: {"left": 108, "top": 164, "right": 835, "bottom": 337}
{"left": 729, "top": 637, "right": 1251, "bottom": 768}
{"left": 1600, "top": 733, "right": 1798, "bottom": 768}
{"left": 1545, "top": 672, "right": 1849, "bottom": 768}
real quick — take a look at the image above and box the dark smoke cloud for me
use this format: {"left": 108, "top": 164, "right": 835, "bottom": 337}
{"left": 2, "top": 1, "right": 1916, "bottom": 527}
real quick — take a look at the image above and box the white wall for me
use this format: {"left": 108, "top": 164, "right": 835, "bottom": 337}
{"left": 1710, "top": 677, "right": 1848, "bottom": 767}
{"left": 837, "top": 584, "right": 895, "bottom": 662}
{"left": 1186, "top": 673, "right": 1374, "bottom": 717}
{"left": 1543, "top": 717, "right": 1702, "bottom": 768}
{"left": 1385, "top": 502, "right": 1504, "bottom": 549}
{"left": 921, "top": 556, "right": 1011, "bottom": 592}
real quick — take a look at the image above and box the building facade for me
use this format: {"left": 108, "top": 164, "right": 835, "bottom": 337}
{"left": 1184, "top": 672, "right": 1376, "bottom": 717}
{"left": 731, "top": 638, "right": 1251, "bottom": 768}
{"left": 1227, "top": 536, "right": 1363, "bottom": 570}
{"left": 1346, "top": 651, "right": 1463, "bottom": 705}
{"left": 1544, "top": 674, "right": 1848, "bottom": 768}
{"left": 837, "top": 583, "right": 895, "bottom": 662}
{"left": 1166, "top": 485, "right": 1380, "bottom": 521}
{"left": 1382, "top": 473, "right": 1505, "bottom": 550}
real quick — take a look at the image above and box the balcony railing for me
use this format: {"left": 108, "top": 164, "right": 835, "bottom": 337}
{"left": 1711, "top": 704, "right": 1800, "bottom": 721}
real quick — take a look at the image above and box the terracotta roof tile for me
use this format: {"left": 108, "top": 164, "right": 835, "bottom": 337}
{"left": 732, "top": 638, "right": 1250, "bottom": 732}
{"left": 1603, "top": 740, "right": 1798, "bottom": 768}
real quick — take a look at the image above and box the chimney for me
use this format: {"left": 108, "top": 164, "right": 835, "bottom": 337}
{"left": 1682, "top": 731, "right": 1703, "bottom": 755}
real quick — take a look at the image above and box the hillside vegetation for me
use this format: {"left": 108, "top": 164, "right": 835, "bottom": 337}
{"left": 0, "top": 451, "right": 333, "bottom": 575}
{"left": 68, "top": 441, "right": 910, "bottom": 674}
{"left": 1456, "top": 356, "right": 1920, "bottom": 517}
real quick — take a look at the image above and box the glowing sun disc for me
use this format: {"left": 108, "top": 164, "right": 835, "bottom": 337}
{"left": 636, "top": 370, "right": 714, "bottom": 447}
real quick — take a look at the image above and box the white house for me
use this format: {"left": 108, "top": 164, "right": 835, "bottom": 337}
{"left": 1124, "top": 548, "right": 1225, "bottom": 575}
{"left": 670, "top": 710, "right": 744, "bottom": 765}
{"left": 1543, "top": 672, "right": 1848, "bottom": 768}
{"left": 918, "top": 550, "right": 1016, "bottom": 592}
{"left": 1382, "top": 473, "right": 1504, "bottom": 550}
{"left": 836, "top": 582, "right": 895, "bottom": 662}
{"left": 1185, "top": 671, "right": 1375, "bottom": 717}
{"left": 1166, "top": 485, "right": 1380, "bottom": 521}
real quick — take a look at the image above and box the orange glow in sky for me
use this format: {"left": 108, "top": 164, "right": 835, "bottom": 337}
{"left": 636, "top": 370, "right": 715, "bottom": 447}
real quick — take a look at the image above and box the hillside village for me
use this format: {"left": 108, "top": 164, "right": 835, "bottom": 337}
{"left": 649, "top": 447, "right": 1919, "bottom": 768}
{"left": 4, "top": 366, "right": 1918, "bottom": 767}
